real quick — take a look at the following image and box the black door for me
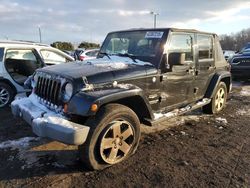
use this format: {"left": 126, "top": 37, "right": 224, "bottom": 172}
{"left": 193, "top": 34, "right": 215, "bottom": 100}
{"left": 160, "top": 32, "right": 195, "bottom": 110}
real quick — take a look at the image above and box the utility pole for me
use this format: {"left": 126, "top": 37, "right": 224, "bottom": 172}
{"left": 38, "top": 26, "right": 42, "bottom": 43}
{"left": 150, "top": 11, "right": 159, "bottom": 28}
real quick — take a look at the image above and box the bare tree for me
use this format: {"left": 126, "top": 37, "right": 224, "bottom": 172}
{"left": 219, "top": 28, "right": 250, "bottom": 51}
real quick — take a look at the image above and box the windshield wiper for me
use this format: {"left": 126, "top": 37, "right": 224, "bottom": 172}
{"left": 116, "top": 53, "right": 138, "bottom": 63}
{"left": 99, "top": 52, "right": 111, "bottom": 59}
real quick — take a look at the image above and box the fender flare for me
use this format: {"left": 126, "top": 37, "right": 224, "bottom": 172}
{"left": 95, "top": 88, "right": 154, "bottom": 120}
{"left": 204, "top": 71, "right": 231, "bottom": 99}
{"left": 68, "top": 88, "right": 154, "bottom": 120}
{"left": 0, "top": 77, "right": 17, "bottom": 93}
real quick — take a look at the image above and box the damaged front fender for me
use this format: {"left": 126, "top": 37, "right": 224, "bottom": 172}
{"left": 67, "top": 84, "right": 154, "bottom": 120}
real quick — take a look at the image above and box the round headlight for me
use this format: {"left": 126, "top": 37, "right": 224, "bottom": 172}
{"left": 31, "top": 74, "right": 39, "bottom": 88}
{"left": 63, "top": 83, "right": 73, "bottom": 102}
{"left": 33, "top": 74, "right": 38, "bottom": 83}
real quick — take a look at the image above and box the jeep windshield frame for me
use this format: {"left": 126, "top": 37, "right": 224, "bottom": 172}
{"left": 98, "top": 29, "right": 168, "bottom": 67}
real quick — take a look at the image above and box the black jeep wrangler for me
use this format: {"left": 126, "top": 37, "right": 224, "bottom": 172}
{"left": 11, "top": 28, "right": 231, "bottom": 170}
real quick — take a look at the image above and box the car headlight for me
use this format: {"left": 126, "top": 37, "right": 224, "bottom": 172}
{"left": 31, "top": 73, "right": 39, "bottom": 88}
{"left": 33, "top": 73, "right": 38, "bottom": 83}
{"left": 63, "top": 82, "right": 73, "bottom": 102}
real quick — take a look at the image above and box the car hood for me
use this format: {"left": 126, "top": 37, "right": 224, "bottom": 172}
{"left": 232, "top": 52, "right": 250, "bottom": 59}
{"left": 39, "top": 56, "right": 157, "bottom": 84}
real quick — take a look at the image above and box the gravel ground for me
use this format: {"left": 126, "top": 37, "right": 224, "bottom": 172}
{"left": 0, "top": 81, "right": 249, "bottom": 188}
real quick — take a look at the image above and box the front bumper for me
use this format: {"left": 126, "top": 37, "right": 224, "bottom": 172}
{"left": 11, "top": 96, "right": 90, "bottom": 145}
{"left": 231, "top": 67, "right": 250, "bottom": 78}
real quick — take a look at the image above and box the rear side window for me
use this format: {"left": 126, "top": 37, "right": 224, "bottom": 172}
{"left": 0, "top": 48, "right": 4, "bottom": 61}
{"left": 197, "top": 35, "right": 213, "bottom": 60}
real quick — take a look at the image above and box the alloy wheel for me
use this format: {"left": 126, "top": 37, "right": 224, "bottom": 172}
{"left": 215, "top": 87, "right": 225, "bottom": 111}
{"left": 100, "top": 120, "right": 135, "bottom": 164}
{"left": 0, "top": 86, "right": 10, "bottom": 107}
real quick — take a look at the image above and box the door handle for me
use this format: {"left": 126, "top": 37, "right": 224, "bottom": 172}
{"left": 187, "top": 68, "right": 195, "bottom": 74}
{"left": 207, "top": 66, "right": 216, "bottom": 70}
{"left": 187, "top": 68, "right": 199, "bottom": 75}
{"left": 161, "top": 75, "right": 167, "bottom": 81}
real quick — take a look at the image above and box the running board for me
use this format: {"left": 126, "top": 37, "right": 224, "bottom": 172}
{"left": 144, "top": 98, "right": 211, "bottom": 126}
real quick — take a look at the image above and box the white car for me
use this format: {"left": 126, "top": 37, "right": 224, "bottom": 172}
{"left": 0, "top": 40, "right": 74, "bottom": 107}
{"left": 76, "top": 48, "right": 99, "bottom": 61}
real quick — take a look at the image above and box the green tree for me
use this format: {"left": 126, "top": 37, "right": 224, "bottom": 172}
{"left": 51, "top": 41, "right": 74, "bottom": 51}
{"left": 78, "top": 41, "right": 100, "bottom": 49}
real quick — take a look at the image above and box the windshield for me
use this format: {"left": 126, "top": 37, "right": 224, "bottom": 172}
{"left": 99, "top": 30, "right": 165, "bottom": 65}
{"left": 243, "top": 48, "right": 250, "bottom": 53}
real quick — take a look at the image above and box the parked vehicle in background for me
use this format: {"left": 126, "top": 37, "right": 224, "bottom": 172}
{"left": 12, "top": 28, "right": 231, "bottom": 170}
{"left": 223, "top": 50, "right": 235, "bottom": 61}
{"left": 229, "top": 48, "right": 250, "bottom": 80}
{"left": 240, "top": 42, "right": 250, "bottom": 53}
{"left": 62, "top": 50, "right": 77, "bottom": 60}
{"left": 75, "top": 48, "right": 99, "bottom": 61}
{"left": 74, "top": 48, "right": 85, "bottom": 61}
{"left": 0, "top": 40, "right": 74, "bottom": 107}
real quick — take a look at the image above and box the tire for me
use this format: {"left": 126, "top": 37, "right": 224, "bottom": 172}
{"left": 79, "top": 103, "right": 141, "bottom": 170}
{"left": 203, "top": 82, "right": 227, "bottom": 114}
{"left": 0, "top": 82, "right": 15, "bottom": 108}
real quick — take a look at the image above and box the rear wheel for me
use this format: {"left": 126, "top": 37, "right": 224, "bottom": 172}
{"left": 203, "top": 82, "right": 227, "bottom": 114}
{"left": 0, "top": 83, "right": 14, "bottom": 108}
{"left": 79, "top": 103, "right": 141, "bottom": 170}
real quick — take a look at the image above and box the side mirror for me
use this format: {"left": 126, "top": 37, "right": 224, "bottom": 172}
{"left": 168, "top": 52, "right": 185, "bottom": 66}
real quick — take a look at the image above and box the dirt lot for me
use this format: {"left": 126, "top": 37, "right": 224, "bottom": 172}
{"left": 0, "top": 81, "right": 249, "bottom": 188}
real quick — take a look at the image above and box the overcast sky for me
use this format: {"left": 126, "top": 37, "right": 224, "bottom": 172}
{"left": 0, "top": 0, "right": 250, "bottom": 45}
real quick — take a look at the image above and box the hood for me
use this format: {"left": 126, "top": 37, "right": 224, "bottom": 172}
{"left": 232, "top": 51, "right": 250, "bottom": 58}
{"left": 39, "top": 56, "right": 156, "bottom": 84}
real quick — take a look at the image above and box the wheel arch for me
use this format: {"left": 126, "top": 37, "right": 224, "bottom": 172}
{"left": 204, "top": 71, "right": 231, "bottom": 99}
{"left": 112, "top": 96, "right": 153, "bottom": 124}
{"left": 0, "top": 77, "right": 17, "bottom": 94}
{"left": 95, "top": 90, "right": 154, "bottom": 125}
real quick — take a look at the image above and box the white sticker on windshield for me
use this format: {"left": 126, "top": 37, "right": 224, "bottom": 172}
{"left": 145, "top": 31, "right": 164, "bottom": 39}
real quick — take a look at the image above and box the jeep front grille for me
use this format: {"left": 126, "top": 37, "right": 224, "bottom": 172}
{"left": 35, "top": 76, "right": 62, "bottom": 105}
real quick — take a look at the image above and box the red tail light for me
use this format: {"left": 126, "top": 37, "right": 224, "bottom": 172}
{"left": 79, "top": 56, "right": 85, "bottom": 61}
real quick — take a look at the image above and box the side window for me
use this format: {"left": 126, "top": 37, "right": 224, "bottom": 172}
{"left": 0, "top": 48, "right": 4, "bottom": 62}
{"left": 168, "top": 33, "right": 194, "bottom": 62}
{"left": 5, "top": 49, "right": 37, "bottom": 61}
{"left": 40, "top": 50, "right": 66, "bottom": 65}
{"left": 197, "top": 35, "right": 213, "bottom": 60}
{"left": 5, "top": 49, "right": 41, "bottom": 85}
{"left": 86, "top": 50, "right": 98, "bottom": 57}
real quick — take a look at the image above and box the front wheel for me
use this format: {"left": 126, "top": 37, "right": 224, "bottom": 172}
{"left": 203, "top": 82, "right": 227, "bottom": 114}
{"left": 79, "top": 104, "right": 141, "bottom": 170}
